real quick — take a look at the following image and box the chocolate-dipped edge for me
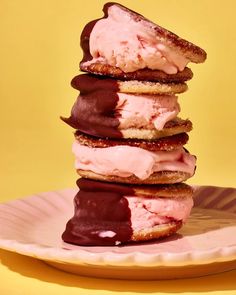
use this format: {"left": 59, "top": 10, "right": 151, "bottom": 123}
{"left": 61, "top": 74, "right": 122, "bottom": 138}
{"left": 62, "top": 178, "right": 134, "bottom": 246}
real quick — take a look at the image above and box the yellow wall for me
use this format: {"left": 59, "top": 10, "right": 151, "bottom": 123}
{"left": 1, "top": 0, "right": 235, "bottom": 201}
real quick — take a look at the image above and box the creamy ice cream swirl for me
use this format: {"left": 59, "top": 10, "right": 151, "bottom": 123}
{"left": 116, "top": 93, "right": 180, "bottom": 130}
{"left": 86, "top": 5, "right": 189, "bottom": 74}
{"left": 73, "top": 142, "right": 196, "bottom": 180}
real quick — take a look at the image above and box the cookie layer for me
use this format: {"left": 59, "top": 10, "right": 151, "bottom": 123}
{"left": 132, "top": 221, "right": 182, "bottom": 242}
{"left": 80, "top": 63, "right": 193, "bottom": 83}
{"left": 72, "top": 74, "right": 188, "bottom": 94}
{"left": 120, "top": 118, "right": 192, "bottom": 140}
{"left": 75, "top": 131, "right": 189, "bottom": 152}
{"left": 76, "top": 178, "right": 194, "bottom": 198}
{"left": 77, "top": 169, "right": 193, "bottom": 184}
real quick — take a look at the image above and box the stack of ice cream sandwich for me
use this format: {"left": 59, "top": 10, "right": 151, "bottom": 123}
{"left": 61, "top": 3, "right": 206, "bottom": 246}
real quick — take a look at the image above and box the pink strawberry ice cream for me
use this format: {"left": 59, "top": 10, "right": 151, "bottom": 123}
{"left": 116, "top": 93, "right": 180, "bottom": 130}
{"left": 86, "top": 4, "right": 190, "bottom": 74}
{"left": 73, "top": 142, "right": 196, "bottom": 180}
{"left": 96, "top": 195, "right": 193, "bottom": 238}
{"left": 126, "top": 195, "right": 193, "bottom": 231}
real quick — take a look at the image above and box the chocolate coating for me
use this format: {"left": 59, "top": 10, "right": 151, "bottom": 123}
{"left": 61, "top": 74, "right": 122, "bottom": 138}
{"left": 62, "top": 178, "right": 134, "bottom": 246}
{"left": 80, "top": 2, "right": 115, "bottom": 63}
{"left": 80, "top": 19, "right": 98, "bottom": 63}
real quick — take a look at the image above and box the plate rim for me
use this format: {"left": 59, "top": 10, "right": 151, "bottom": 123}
{"left": 0, "top": 185, "right": 236, "bottom": 268}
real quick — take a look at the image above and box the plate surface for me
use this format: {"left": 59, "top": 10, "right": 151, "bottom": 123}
{"left": 0, "top": 186, "right": 236, "bottom": 280}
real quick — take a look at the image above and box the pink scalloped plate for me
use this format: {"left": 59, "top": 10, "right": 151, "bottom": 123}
{"left": 0, "top": 186, "right": 236, "bottom": 280}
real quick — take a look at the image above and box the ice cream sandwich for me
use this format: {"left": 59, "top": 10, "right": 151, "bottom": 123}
{"left": 80, "top": 2, "right": 206, "bottom": 79}
{"left": 72, "top": 131, "right": 196, "bottom": 184}
{"left": 61, "top": 74, "right": 192, "bottom": 139}
{"left": 62, "top": 178, "right": 194, "bottom": 246}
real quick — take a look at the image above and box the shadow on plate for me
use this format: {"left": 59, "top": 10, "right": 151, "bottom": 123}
{"left": 0, "top": 249, "right": 236, "bottom": 293}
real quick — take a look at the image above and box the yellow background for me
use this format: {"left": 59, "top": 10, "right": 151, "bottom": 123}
{"left": 0, "top": 0, "right": 236, "bottom": 294}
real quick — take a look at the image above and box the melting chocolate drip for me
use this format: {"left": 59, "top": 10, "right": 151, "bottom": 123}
{"left": 80, "top": 2, "right": 117, "bottom": 63}
{"left": 62, "top": 178, "right": 134, "bottom": 246}
{"left": 61, "top": 74, "right": 122, "bottom": 138}
{"left": 80, "top": 19, "right": 98, "bottom": 63}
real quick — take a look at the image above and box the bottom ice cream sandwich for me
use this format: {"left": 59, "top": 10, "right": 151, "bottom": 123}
{"left": 62, "top": 178, "right": 194, "bottom": 246}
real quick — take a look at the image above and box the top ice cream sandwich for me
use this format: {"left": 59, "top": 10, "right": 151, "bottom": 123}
{"left": 80, "top": 2, "right": 206, "bottom": 81}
